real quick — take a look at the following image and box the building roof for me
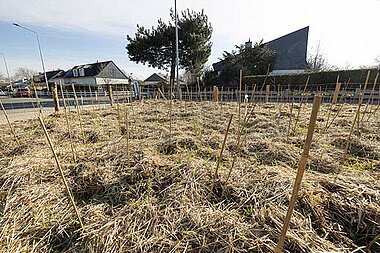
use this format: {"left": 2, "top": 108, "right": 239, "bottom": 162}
{"left": 266, "top": 26, "right": 309, "bottom": 70}
{"left": 64, "top": 60, "right": 113, "bottom": 78}
{"left": 33, "top": 69, "right": 66, "bottom": 83}
{"left": 144, "top": 73, "right": 168, "bottom": 83}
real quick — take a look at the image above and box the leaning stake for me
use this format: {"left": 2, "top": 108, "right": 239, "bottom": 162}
{"left": 210, "top": 114, "right": 233, "bottom": 194}
{"left": 274, "top": 95, "right": 321, "bottom": 253}
{"left": 38, "top": 116, "right": 84, "bottom": 229}
{"left": 0, "top": 100, "right": 20, "bottom": 145}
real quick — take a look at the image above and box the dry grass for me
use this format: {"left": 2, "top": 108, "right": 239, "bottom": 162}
{"left": 0, "top": 100, "right": 379, "bottom": 252}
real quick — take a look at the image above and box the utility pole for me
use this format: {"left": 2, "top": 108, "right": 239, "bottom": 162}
{"left": 0, "top": 53, "right": 12, "bottom": 90}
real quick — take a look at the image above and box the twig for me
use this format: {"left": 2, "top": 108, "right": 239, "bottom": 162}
{"left": 210, "top": 114, "right": 233, "bottom": 194}
{"left": 59, "top": 81, "right": 77, "bottom": 164}
{"left": 0, "top": 100, "right": 20, "bottom": 145}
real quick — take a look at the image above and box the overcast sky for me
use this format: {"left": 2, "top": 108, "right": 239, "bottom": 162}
{"left": 0, "top": 0, "right": 379, "bottom": 80}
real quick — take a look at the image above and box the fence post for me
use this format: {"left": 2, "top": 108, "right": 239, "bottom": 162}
{"left": 213, "top": 86, "right": 219, "bottom": 102}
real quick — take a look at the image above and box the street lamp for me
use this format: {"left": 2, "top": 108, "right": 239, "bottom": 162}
{"left": 174, "top": 0, "right": 179, "bottom": 98}
{"left": 0, "top": 53, "right": 12, "bottom": 90}
{"left": 13, "top": 23, "right": 49, "bottom": 91}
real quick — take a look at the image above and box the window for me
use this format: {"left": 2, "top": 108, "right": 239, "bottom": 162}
{"left": 79, "top": 68, "right": 85, "bottom": 76}
{"left": 73, "top": 69, "right": 78, "bottom": 77}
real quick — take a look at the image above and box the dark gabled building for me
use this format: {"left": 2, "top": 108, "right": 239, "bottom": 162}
{"left": 144, "top": 73, "right": 168, "bottom": 87}
{"left": 267, "top": 26, "right": 309, "bottom": 74}
{"left": 213, "top": 26, "right": 309, "bottom": 83}
{"left": 33, "top": 69, "right": 66, "bottom": 89}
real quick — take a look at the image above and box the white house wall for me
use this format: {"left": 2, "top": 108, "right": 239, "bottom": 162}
{"left": 95, "top": 78, "right": 129, "bottom": 85}
{"left": 64, "top": 77, "right": 96, "bottom": 85}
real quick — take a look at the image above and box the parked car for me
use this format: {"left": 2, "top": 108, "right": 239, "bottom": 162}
{"left": 0, "top": 89, "right": 6, "bottom": 96}
{"left": 13, "top": 88, "right": 32, "bottom": 97}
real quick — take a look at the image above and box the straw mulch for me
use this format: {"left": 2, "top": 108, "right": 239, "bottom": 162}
{"left": 0, "top": 101, "right": 379, "bottom": 252}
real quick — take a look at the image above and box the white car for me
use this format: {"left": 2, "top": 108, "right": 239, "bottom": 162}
{"left": 0, "top": 89, "right": 6, "bottom": 96}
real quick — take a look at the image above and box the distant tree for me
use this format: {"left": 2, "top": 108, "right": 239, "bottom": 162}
{"left": 307, "top": 42, "right": 330, "bottom": 71}
{"left": 12, "top": 67, "right": 37, "bottom": 80}
{"left": 218, "top": 40, "right": 277, "bottom": 85}
{"left": 202, "top": 66, "right": 218, "bottom": 87}
{"left": 374, "top": 55, "right": 380, "bottom": 68}
{"left": 126, "top": 9, "right": 213, "bottom": 86}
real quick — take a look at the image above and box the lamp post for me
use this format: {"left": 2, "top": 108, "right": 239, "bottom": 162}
{"left": 13, "top": 23, "right": 49, "bottom": 91}
{"left": 174, "top": 0, "right": 179, "bottom": 98}
{"left": 0, "top": 53, "right": 12, "bottom": 90}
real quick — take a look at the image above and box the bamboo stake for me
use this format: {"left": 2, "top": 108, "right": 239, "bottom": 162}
{"left": 325, "top": 82, "right": 349, "bottom": 130}
{"left": 225, "top": 100, "right": 258, "bottom": 183}
{"left": 258, "top": 64, "right": 271, "bottom": 105}
{"left": 343, "top": 70, "right": 370, "bottom": 161}
{"left": 115, "top": 84, "right": 122, "bottom": 133}
{"left": 124, "top": 102, "right": 129, "bottom": 160}
{"left": 59, "top": 81, "right": 77, "bottom": 164}
{"left": 274, "top": 95, "right": 322, "bottom": 253}
{"left": 38, "top": 116, "right": 84, "bottom": 229}
{"left": 238, "top": 69, "right": 242, "bottom": 124}
{"left": 0, "top": 100, "right": 20, "bottom": 145}
{"left": 107, "top": 84, "right": 113, "bottom": 107}
{"left": 332, "top": 75, "right": 341, "bottom": 105}
{"left": 361, "top": 72, "right": 378, "bottom": 123}
{"left": 324, "top": 76, "right": 341, "bottom": 130}
{"left": 210, "top": 114, "right": 233, "bottom": 194}
{"left": 265, "top": 84, "right": 270, "bottom": 103}
{"left": 292, "top": 76, "right": 310, "bottom": 134}
{"left": 31, "top": 79, "right": 43, "bottom": 116}
{"left": 286, "top": 91, "right": 295, "bottom": 142}
{"left": 88, "top": 85, "right": 95, "bottom": 111}
{"left": 71, "top": 83, "right": 85, "bottom": 141}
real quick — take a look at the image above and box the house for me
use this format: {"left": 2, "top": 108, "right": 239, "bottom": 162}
{"left": 143, "top": 73, "right": 168, "bottom": 87}
{"left": 212, "top": 26, "right": 309, "bottom": 82}
{"left": 33, "top": 69, "right": 66, "bottom": 90}
{"left": 266, "top": 26, "right": 309, "bottom": 74}
{"left": 63, "top": 60, "right": 129, "bottom": 88}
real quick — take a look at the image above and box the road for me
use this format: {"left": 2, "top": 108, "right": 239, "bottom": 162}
{"left": 0, "top": 96, "right": 110, "bottom": 123}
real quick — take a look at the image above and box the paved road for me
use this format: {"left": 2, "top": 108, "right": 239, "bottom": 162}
{"left": 0, "top": 96, "right": 110, "bottom": 110}
{"left": 0, "top": 96, "right": 111, "bottom": 123}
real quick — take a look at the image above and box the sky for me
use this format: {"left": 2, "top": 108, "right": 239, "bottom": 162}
{"left": 0, "top": 0, "right": 379, "bottom": 80}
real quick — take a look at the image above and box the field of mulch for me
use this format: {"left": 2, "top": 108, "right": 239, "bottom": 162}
{"left": 0, "top": 100, "right": 379, "bottom": 252}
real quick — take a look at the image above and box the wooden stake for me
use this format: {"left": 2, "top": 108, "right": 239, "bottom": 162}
{"left": 213, "top": 86, "right": 219, "bottom": 102}
{"left": 52, "top": 82, "right": 60, "bottom": 113}
{"left": 71, "top": 83, "right": 85, "bottom": 141}
{"left": 124, "top": 102, "right": 130, "bottom": 160}
{"left": 343, "top": 70, "right": 370, "bottom": 161}
{"left": 59, "top": 81, "right": 77, "bottom": 164}
{"left": 31, "top": 79, "right": 43, "bottom": 116}
{"left": 88, "top": 85, "right": 95, "bottom": 111}
{"left": 274, "top": 95, "right": 322, "bottom": 253}
{"left": 210, "top": 114, "right": 233, "bottom": 194}
{"left": 238, "top": 69, "right": 242, "bottom": 124}
{"left": 115, "top": 84, "right": 121, "bottom": 133}
{"left": 265, "top": 84, "right": 270, "bottom": 103}
{"left": 292, "top": 76, "right": 310, "bottom": 134}
{"left": 38, "top": 116, "right": 84, "bottom": 230}
{"left": 0, "top": 100, "right": 20, "bottom": 145}
{"left": 361, "top": 72, "right": 378, "bottom": 123}
{"left": 286, "top": 91, "right": 295, "bottom": 142}
{"left": 107, "top": 84, "right": 113, "bottom": 107}
{"left": 332, "top": 75, "right": 341, "bottom": 104}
